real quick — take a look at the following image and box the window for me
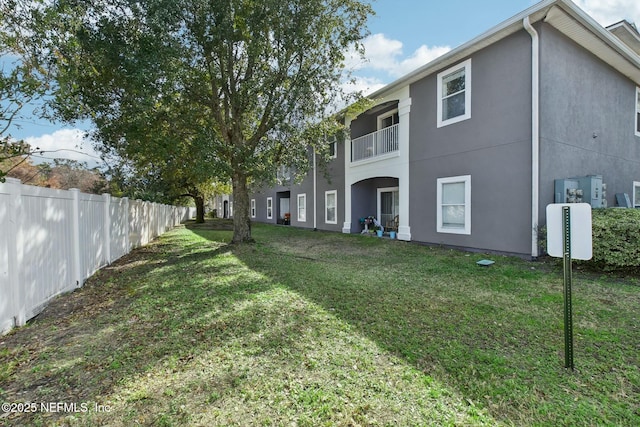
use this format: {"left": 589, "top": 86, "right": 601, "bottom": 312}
{"left": 328, "top": 137, "right": 337, "bottom": 159}
{"left": 377, "top": 109, "right": 399, "bottom": 130}
{"left": 636, "top": 87, "right": 640, "bottom": 137}
{"left": 297, "top": 193, "right": 307, "bottom": 222}
{"left": 437, "top": 59, "right": 471, "bottom": 127}
{"left": 266, "top": 197, "right": 273, "bottom": 219}
{"left": 325, "top": 190, "right": 337, "bottom": 224}
{"left": 634, "top": 182, "right": 640, "bottom": 208}
{"left": 437, "top": 175, "right": 471, "bottom": 235}
{"left": 277, "top": 166, "right": 291, "bottom": 185}
{"left": 251, "top": 199, "right": 256, "bottom": 218}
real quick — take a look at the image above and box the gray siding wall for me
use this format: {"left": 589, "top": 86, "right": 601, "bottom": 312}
{"left": 408, "top": 30, "right": 533, "bottom": 255}
{"left": 539, "top": 23, "right": 640, "bottom": 215}
{"left": 250, "top": 142, "right": 345, "bottom": 232}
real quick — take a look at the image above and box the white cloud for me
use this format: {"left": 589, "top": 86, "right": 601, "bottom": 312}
{"left": 342, "top": 76, "right": 387, "bottom": 96}
{"left": 348, "top": 33, "right": 451, "bottom": 79}
{"left": 574, "top": 0, "right": 640, "bottom": 27}
{"left": 25, "top": 129, "right": 103, "bottom": 168}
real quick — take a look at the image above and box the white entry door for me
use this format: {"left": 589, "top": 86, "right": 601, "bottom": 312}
{"left": 377, "top": 187, "right": 399, "bottom": 229}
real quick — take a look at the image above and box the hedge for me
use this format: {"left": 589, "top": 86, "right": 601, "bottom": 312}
{"left": 581, "top": 208, "right": 640, "bottom": 272}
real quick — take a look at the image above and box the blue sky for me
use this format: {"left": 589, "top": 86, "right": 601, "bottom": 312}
{"left": 6, "top": 0, "right": 640, "bottom": 167}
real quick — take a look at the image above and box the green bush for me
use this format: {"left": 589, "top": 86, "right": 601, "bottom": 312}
{"left": 583, "top": 208, "right": 640, "bottom": 272}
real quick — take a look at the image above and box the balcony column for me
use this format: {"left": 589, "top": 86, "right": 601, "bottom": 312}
{"left": 397, "top": 96, "right": 412, "bottom": 241}
{"left": 342, "top": 116, "right": 353, "bottom": 234}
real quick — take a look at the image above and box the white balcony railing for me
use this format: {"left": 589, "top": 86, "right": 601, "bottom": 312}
{"left": 351, "top": 124, "right": 399, "bottom": 162}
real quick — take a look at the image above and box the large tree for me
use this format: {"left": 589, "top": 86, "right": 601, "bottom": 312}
{"left": 0, "top": 0, "right": 51, "bottom": 181}
{"left": 37, "top": 0, "right": 372, "bottom": 242}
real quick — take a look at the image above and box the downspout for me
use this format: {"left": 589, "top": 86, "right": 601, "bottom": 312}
{"left": 524, "top": 16, "right": 540, "bottom": 258}
{"left": 313, "top": 148, "right": 317, "bottom": 230}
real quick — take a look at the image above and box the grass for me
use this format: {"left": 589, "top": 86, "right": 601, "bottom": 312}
{"left": 1, "top": 219, "right": 639, "bottom": 426}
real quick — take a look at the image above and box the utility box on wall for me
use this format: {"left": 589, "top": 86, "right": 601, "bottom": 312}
{"left": 554, "top": 175, "right": 606, "bottom": 208}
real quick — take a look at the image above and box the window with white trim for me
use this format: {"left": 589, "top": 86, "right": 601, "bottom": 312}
{"left": 634, "top": 182, "right": 640, "bottom": 208}
{"left": 277, "top": 165, "right": 292, "bottom": 185}
{"left": 329, "top": 139, "right": 337, "bottom": 159}
{"left": 377, "top": 109, "right": 399, "bottom": 130}
{"left": 266, "top": 197, "right": 273, "bottom": 219}
{"left": 297, "top": 193, "right": 307, "bottom": 222}
{"left": 437, "top": 175, "right": 471, "bottom": 235}
{"left": 437, "top": 59, "right": 471, "bottom": 127}
{"left": 251, "top": 199, "right": 256, "bottom": 218}
{"left": 325, "top": 190, "right": 337, "bottom": 224}
{"left": 635, "top": 87, "right": 640, "bottom": 137}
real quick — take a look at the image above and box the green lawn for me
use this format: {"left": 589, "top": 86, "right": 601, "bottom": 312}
{"left": 1, "top": 220, "right": 638, "bottom": 426}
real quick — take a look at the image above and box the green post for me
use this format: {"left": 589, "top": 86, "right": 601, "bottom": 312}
{"left": 562, "top": 206, "right": 574, "bottom": 370}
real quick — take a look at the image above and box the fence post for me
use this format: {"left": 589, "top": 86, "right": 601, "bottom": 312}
{"left": 103, "top": 193, "right": 111, "bottom": 265}
{"left": 6, "top": 178, "right": 25, "bottom": 327}
{"left": 70, "top": 188, "right": 82, "bottom": 288}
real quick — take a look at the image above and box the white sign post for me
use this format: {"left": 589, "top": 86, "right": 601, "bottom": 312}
{"left": 546, "top": 203, "right": 593, "bottom": 370}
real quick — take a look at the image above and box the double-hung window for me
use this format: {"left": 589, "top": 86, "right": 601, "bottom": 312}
{"left": 437, "top": 59, "right": 471, "bottom": 127}
{"left": 437, "top": 175, "right": 471, "bottom": 234}
{"left": 297, "top": 193, "right": 307, "bottom": 222}
{"left": 325, "top": 190, "right": 337, "bottom": 224}
{"left": 266, "top": 197, "right": 273, "bottom": 219}
{"left": 634, "top": 182, "right": 640, "bottom": 208}
{"left": 250, "top": 199, "right": 256, "bottom": 218}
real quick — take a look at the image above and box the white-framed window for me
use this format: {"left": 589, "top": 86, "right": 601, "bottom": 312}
{"left": 329, "top": 139, "right": 337, "bottom": 159}
{"left": 635, "top": 87, "right": 640, "bottom": 137}
{"left": 266, "top": 197, "right": 273, "bottom": 219}
{"left": 250, "top": 199, "right": 256, "bottom": 218}
{"left": 297, "top": 193, "right": 307, "bottom": 222}
{"left": 437, "top": 59, "right": 471, "bottom": 128}
{"left": 377, "top": 109, "right": 399, "bottom": 130}
{"left": 634, "top": 182, "right": 640, "bottom": 208}
{"left": 277, "top": 165, "right": 292, "bottom": 185}
{"left": 437, "top": 175, "right": 471, "bottom": 235}
{"left": 325, "top": 190, "right": 337, "bottom": 224}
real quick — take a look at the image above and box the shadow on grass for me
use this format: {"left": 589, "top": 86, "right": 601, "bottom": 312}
{"left": 2, "top": 220, "right": 638, "bottom": 425}
{"left": 189, "top": 221, "right": 639, "bottom": 426}
{"left": 0, "top": 224, "right": 285, "bottom": 425}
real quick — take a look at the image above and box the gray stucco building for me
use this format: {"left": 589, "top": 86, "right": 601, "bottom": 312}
{"left": 249, "top": 0, "right": 640, "bottom": 258}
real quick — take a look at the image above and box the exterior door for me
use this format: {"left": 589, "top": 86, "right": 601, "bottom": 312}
{"left": 378, "top": 187, "right": 399, "bottom": 229}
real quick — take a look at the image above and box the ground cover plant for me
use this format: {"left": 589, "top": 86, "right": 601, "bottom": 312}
{"left": 1, "top": 220, "right": 638, "bottom": 426}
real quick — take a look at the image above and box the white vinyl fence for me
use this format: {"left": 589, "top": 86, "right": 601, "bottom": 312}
{"left": 0, "top": 178, "right": 196, "bottom": 335}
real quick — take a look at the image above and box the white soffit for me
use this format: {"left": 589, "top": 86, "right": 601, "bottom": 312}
{"left": 607, "top": 22, "right": 640, "bottom": 56}
{"left": 544, "top": 5, "right": 640, "bottom": 86}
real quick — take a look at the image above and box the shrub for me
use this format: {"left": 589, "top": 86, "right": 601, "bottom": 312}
{"left": 582, "top": 208, "right": 640, "bottom": 272}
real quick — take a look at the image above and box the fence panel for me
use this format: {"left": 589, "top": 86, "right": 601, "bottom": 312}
{"left": 110, "top": 197, "right": 130, "bottom": 261}
{"left": 0, "top": 179, "right": 194, "bottom": 335}
{"left": 0, "top": 184, "right": 13, "bottom": 334}
{"left": 19, "top": 185, "right": 77, "bottom": 323}
{"left": 78, "top": 192, "right": 107, "bottom": 281}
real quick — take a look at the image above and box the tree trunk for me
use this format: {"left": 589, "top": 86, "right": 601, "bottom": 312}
{"left": 195, "top": 195, "right": 205, "bottom": 223}
{"left": 231, "top": 170, "right": 253, "bottom": 243}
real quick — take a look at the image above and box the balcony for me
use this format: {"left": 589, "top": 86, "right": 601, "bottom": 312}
{"left": 351, "top": 124, "right": 399, "bottom": 162}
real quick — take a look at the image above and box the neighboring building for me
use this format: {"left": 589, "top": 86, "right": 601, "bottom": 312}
{"left": 250, "top": 0, "right": 640, "bottom": 258}
{"left": 251, "top": 144, "right": 346, "bottom": 232}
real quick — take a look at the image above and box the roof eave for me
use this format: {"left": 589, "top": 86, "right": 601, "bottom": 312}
{"left": 368, "top": 0, "right": 640, "bottom": 100}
